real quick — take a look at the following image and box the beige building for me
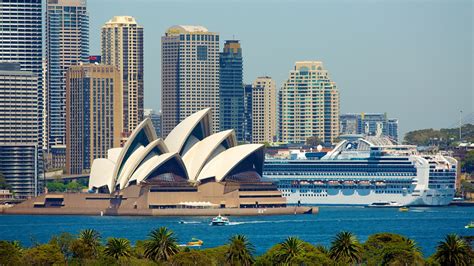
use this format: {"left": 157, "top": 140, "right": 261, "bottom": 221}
{"left": 279, "top": 61, "right": 339, "bottom": 144}
{"left": 252, "top": 77, "right": 277, "bottom": 144}
{"left": 66, "top": 64, "right": 123, "bottom": 175}
{"left": 161, "top": 25, "right": 220, "bottom": 137}
{"left": 102, "top": 16, "right": 144, "bottom": 136}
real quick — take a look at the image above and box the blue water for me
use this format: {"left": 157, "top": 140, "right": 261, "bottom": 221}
{"left": 0, "top": 206, "right": 473, "bottom": 256}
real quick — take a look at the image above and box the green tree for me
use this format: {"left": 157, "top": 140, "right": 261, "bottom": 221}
{"left": 276, "top": 236, "right": 304, "bottom": 264}
{"left": 144, "top": 227, "right": 180, "bottom": 262}
{"left": 71, "top": 229, "right": 101, "bottom": 259}
{"left": 462, "top": 150, "right": 474, "bottom": 174}
{"left": 433, "top": 234, "right": 472, "bottom": 266}
{"left": 49, "top": 232, "right": 75, "bottom": 259}
{"left": 170, "top": 250, "right": 212, "bottom": 266}
{"left": 306, "top": 136, "right": 323, "bottom": 147}
{"left": 362, "top": 233, "right": 424, "bottom": 265}
{"left": 46, "top": 181, "right": 66, "bottom": 192}
{"left": 329, "top": 231, "right": 362, "bottom": 264}
{"left": 104, "top": 238, "right": 132, "bottom": 259}
{"left": 225, "top": 235, "right": 255, "bottom": 266}
{"left": 22, "top": 243, "right": 65, "bottom": 265}
{"left": 0, "top": 241, "right": 23, "bottom": 265}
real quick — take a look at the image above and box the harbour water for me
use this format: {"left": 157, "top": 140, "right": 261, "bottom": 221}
{"left": 0, "top": 206, "right": 473, "bottom": 256}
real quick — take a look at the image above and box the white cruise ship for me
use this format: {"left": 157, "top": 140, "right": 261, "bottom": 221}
{"left": 263, "top": 137, "right": 457, "bottom": 206}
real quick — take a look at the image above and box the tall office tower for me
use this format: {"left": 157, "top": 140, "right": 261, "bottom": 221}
{"left": 243, "top": 84, "right": 253, "bottom": 143}
{"left": 161, "top": 25, "right": 220, "bottom": 137}
{"left": 65, "top": 64, "right": 122, "bottom": 175}
{"left": 251, "top": 77, "right": 277, "bottom": 144}
{"left": 387, "top": 119, "right": 399, "bottom": 142}
{"left": 102, "top": 16, "right": 144, "bottom": 135}
{"left": 219, "top": 40, "right": 244, "bottom": 141}
{"left": 0, "top": 63, "right": 41, "bottom": 198}
{"left": 339, "top": 113, "right": 399, "bottom": 142}
{"left": 0, "top": 0, "right": 43, "bottom": 196}
{"left": 46, "top": 0, "right": 89, "bottom": 148}
{"left": 280, "top": 61, "right": 340, "bottom": 145}
{"left": 144, "top": 109, "right": 162, "bottom": 138}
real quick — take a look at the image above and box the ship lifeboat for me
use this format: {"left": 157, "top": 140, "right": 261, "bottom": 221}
{"left": 358, "top": 181, "right": 371, "bottom": 186}
{"left": 313, "top": 181, "right": 325, "bottom": 186}
{"left": 300, "top": 181, "right": 310, "bottom": 185}
{"left": 343, "top": 181, "right": 355, "bottom": 186}
{"left": 375, "top": 181, "right": 386, "bottom": 186}
{"left": 328, "top": 181, "right": 340, "bottom": 186}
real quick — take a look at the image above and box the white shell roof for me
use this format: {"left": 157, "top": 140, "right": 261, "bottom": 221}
{"left": 112, "top": 118, "right": 157, "bottom": 190}
{"left": 197, "top": 144, "right": 264, "bottom": 182}
{"left": 182, "top": 130, "right": 236, "bottom": 181}
{"left": 89, "top": 158, "right": 115, "bottom": 192}
{"left": 117, "top": 139, "right": 168, "bottom": 189}
{"left": 164, "top": 108, "right": 211, "bottom": 155}
{"left": 129, "top": 152, "right": 187, "bottom": 185}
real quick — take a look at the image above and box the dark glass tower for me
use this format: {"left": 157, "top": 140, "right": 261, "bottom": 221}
{"left": 219, "top": 40, "right": 244, "bottom": 141}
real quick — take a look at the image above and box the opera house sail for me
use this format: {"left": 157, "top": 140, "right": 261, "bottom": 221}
{"left": 6, "top": 109, "right": 314, "bottom": 216}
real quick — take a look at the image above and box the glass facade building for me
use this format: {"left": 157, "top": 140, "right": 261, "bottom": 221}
{"left": 46, "top": 0, "right": 89, "bottom": 148}
{"left": 0, "top": 63, "right": 41, "bottom": 198}
{"left": 340, "top": 113, "right": 399, "bottom": 142}
{"left": 219, "top": 40, "right": 244, "bottom": 141}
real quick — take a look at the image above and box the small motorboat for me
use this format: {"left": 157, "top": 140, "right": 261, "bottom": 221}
{"left": 366, "top": 201, "right": 403, "bottom": 208}
{"left": 210, "top": 214, "right": 230, "bottom": 226}
{"left": 399, "top": 206, "right": 409, "bottom": 212}
{"left": 187, "top": 238, "right": 203, "bottom": 246}
{"left": 465, "top": 222, "right": 474, "bottom": 229}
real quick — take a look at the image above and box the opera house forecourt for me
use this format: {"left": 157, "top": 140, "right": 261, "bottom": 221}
{"left": 5, "top": 109, "right": 314, "bottom": 216}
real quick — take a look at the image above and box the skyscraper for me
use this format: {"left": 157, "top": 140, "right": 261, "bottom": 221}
{"left": 0, "top": 0, "right": 43, "bottom": 197}
{"left": 65, "top": 64, "right": 122, "bottom": 174}
{"left": 339, "top": 113, "right": 399, "bottom": 142}
{"left": 0, "top": 63, "right": 41, "bottom": 198}
{"left": 251, "top": 77, "right": 277, "bottom": 144}
{"left": 46, "top": 0, "right": 89, "bottom": 148}
{"left": 243, "top": 84, "right": 253, "bottom": 143}
{"left": 161, "top": 25, "right": 220, "bottom": 137}
{"left": 280, "top": 61, "right": 340, "bottom": 144}
{"left": 102, "top": 16, "right": 144, "bottom": 135}
{"left": 219, "top": 40, "right": 244, "bottom": 141}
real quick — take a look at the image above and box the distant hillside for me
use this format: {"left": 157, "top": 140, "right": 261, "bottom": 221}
{"left": 404, "top": 124, "right": 474, "bottom": 146}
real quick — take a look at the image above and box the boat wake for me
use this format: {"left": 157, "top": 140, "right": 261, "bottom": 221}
{"left": 179, "top": 221, "right": 201, "bottom": 224}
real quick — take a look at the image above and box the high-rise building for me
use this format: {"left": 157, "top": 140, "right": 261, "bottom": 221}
{"left": 251, "top": 77, "right": 277, "bottom": 144}
{"left": 46, "top": 0, "right": 89, "bottom": 148}
{"left": 339, "top": 113, "right": 399, "bottom": 142}
{"left": 0, "top": 0, "right": 43, "bottom": 197}
{"left": 243, "top": 84, "right": 253, "bottom": 143}
{"left": 144, "top": 109, "right": 162, "bottom": 138}
{"left": 102, "top": 16, "right": 144, "bottom": 135}
{"left": 279, "top": 61, "right": 340, "bottom": 144}
{"left": 0, "top": 63, "right": 42, "bottom": 198}
{"left": 219, "top": 40, "right": 244, "bottom": 141}
{"left": 161, "top": 25, "right": 220, "bottom": 137}
{"left": 65, "top": 64, "right": 122, "bottom": 174}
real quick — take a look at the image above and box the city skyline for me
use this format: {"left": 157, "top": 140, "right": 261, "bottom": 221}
{"left": 87, "top": 0, "right": 472, "bottom": 137}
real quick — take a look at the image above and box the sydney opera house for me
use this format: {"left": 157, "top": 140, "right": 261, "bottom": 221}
{"left": 7, "top": 109, "right": 312, "bottom": 216}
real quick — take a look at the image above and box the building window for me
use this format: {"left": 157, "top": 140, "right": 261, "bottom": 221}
{"left": 197, "top": 45, "right": 208, "bottom": 61}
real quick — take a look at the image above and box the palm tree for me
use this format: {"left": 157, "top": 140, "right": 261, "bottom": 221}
{"left": 276, "top": 236, "right": 304, "bottom": 264}
{"left": 434, "top": 234, "right": 472, "bottom": 266}
{"left": 78, "top": 229, "right": 101, "bottom": 256}
{"left": 329, "top": 231, "right": 362, "bottom": 264}
{"left": 144, "top": 227, "right": 180, "bottom": 262}
{"left": 225, "top": 235, "right": 255, "bottom": 266}
{"left": 104, "top": 238, "right": 131, "bottom": 259}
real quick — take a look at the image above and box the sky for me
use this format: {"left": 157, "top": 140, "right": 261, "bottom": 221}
{"left": 88, "top": 0, "right": 473, "bottom": 137}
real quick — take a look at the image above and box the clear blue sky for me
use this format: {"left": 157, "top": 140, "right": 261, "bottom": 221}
{"left": 88, "top": 0, "right": 473, "bottom": 137}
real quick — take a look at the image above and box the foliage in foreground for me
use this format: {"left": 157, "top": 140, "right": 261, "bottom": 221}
{"left": 0, "top": 228, "right": 472, "bottom": 266}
